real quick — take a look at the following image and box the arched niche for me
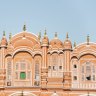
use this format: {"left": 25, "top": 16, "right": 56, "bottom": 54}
{"left": 5, "top": 55, "right": 12, "bottom": 86}
{"left": 33, "top": 54, "right": 42, "bottom": 87}
{"left": 12, "top": 51, "right": 33, "bottom": 87}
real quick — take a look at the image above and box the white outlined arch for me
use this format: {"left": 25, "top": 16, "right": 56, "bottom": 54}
{"left": 12, "top": 47, "right": 42, "bottom": 58}
{"left": 77, "top": 49, "right": 96, "bottom": 59}
{"left": 71, "top": 49, "right": 96, "bottom": 60}
{"left": 12, "top": 48, "right": 33, "bottom": 57}
{"left": 48, "top": 50, "right": 64, "bottom": 55}
{"left": 9, "top": 91, "right": 37, "bottom": 96}
{"left": 11, "top": 31, "right": 40, "bottom": 44}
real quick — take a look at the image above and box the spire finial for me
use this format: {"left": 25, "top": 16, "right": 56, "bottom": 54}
{"left": 87, "top": 34, "right": 90, "bottom": 45}
{"left": 44, "top": 28, "right": 47, "bottom": 37}
{"left": 23, "top": 24, "right": 26, "bottom": 31}
{"left": 74, "top": 41, "right": 76, "bottom": 48}
{"left": 38, "top": 31, "right": 41, "bottom": 40}
{"left": 66, "top": 32, "right": 69, "bottom": 40}
{"left": 55, "top": 32, "right": 57, "bottom": 38}
{"left": 3, "top": 31, "right": 5, "bottom": 36}
{"left": 9, "top": 32, "right": 12, "bottom": 40}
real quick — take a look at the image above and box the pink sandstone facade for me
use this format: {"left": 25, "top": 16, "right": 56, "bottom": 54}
{"left": 0, "top": 25, "right": 96, "bottom": 96}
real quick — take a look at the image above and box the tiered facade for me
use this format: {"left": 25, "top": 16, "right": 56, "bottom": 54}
{"left": 0, "top": 26, "right": 96, "bottom": 96}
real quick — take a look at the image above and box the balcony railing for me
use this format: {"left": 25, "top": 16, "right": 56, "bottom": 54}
{"left": 72, "top": 83, "right": 96, "bottom": 89}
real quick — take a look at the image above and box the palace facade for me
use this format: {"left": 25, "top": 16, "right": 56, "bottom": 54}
{"left": 0, "top": 25, "right": 96, "bottom": 96}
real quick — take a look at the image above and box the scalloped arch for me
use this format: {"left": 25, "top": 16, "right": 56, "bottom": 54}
{"left": 12, "top": 48, "right": 33, "bottom": 58}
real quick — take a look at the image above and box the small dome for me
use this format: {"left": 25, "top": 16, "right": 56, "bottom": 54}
{"left": 64, "top": 32, "right": 72, "bottom": 49}
{"left": 42, "top": 36, "right": 49, "bottom": 45}
{"left": 1, "top": 31, "right": 8, "bottom": 46}
{"left": 50, "top": 38, "right": 63, "bottom": 48}
{"left": 50, "top": 32, "right": 63, "bottom": 48}
{"left": 64, "top": 39, "right": 72, "bottom": 49}
{"left": 1, "top": 37, "right": 7, "bottom": 46}
{"left": 42, "top": 30, "right": 49, "bottom": 46}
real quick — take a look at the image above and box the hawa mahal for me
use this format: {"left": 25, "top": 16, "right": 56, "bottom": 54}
{"left": 0, "top": 25, "right": 96, "bottom": 96}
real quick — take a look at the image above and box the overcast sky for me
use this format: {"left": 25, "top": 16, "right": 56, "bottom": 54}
{"left": 0, "top": 0, "right": 96, "bottom": 45}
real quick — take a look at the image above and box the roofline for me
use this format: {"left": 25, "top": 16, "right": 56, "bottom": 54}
{"left": 76, "top": 42, "right": 96, "bottom": 48}
{"left": 12, "top": 31, "right": 38, "bottom": 38}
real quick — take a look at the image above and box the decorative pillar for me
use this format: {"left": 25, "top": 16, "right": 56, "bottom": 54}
{"left": 41, "top": 29, "right": 49, "bottom": 89}
{"left": 63, "top": 33, "right": 72, "bottom": 90}
{"left": 0, "top": 31, "right": 7, "bottom": 88}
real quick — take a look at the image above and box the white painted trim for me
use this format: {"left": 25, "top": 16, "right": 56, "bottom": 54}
{"left": 9, "top": 91, "right": 37, "bottom": 96}
{"left": 78, "top": 49, "right": 96, "bottom": 59}
{"left": 76, "top": 42, "right": 96, "bottom": 48}
{"left": 12, "top": 48, "right": 33, "bottom": 57}
{"left": 12, "top": 31, "right": 38, "bottom": 39}
{"left": 11, "top": 31, "right": 40, "bottom": 44}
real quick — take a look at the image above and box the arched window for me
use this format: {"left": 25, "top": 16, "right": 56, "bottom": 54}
{"left": 52, "top": 53, "right": 58, "bottom": 71}
{"left": 13, "top": 52, "right": 32, "bottom": 87}
{"left": 81, "top": 62, "right": 96, "bottom": 81}
{"left": 48, "top": 53, "right": 64, "bottom": 78}
{"left": 6, "top": 57, "right": 12, "bottom": 86}
{"left": 15, "top": 60, "right": 31, "bottom": 80}
{"left": 34, "top": 55, "right": 41, "bottom": 86}
{"left": 35, "top": 61, "right": 39, "bottom": 80}
{"left": 7, "top": 58, "right": 11, "bottom": 80}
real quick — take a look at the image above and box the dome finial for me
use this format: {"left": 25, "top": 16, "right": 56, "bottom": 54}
{"left": 9, "top": 32, "right": 12, "bottom": 40}
{"left": 74, "top": 41, "right": 76, "bottom": 48}
{"left": 44, "top": 28, "right": 47, "bottom": 37}
{"left": 38, "top": 31, "right": 41, "bottom": 40}
{"left": 87, "top": 34, "right": 89, "bottom": 45}
{"left": 23, "top": 24, "right": 26, "bottom": 31}
{"left": 3, "top": 31, "right": 5, "bottom": 36}
{"left": 55, "top": 32, "right": 58, "bottom": 38}
{"left": 66, "top": 32, "right": 69, "bottom": 40}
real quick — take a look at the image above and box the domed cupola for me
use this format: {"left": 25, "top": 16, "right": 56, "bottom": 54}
{"left": 1, "top": 31, "right": 8, "bottom": 47}
{"left": 42, "top": 29, "right": 49, "bottom": 46}
{"left": 64, "top": 33, "right": 72, "bottom": 50}
{"left": 50, "top": 32, "right": 63, "bottom": 48}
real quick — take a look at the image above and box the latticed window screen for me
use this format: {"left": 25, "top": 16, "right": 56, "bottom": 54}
{"left": 81, "top": 62, "right": 96, "bottom": 81}
{"left": 82, "top": 75, "right": 84, "bottom": 81}
{"left": 7, "top": 58, "right": 11, "bottom": 80}
{"left": 35, "top": 60, "right": 39, "bottom": 80}
{"left": 27, "top": 64, "right": 30, "bottom": 70}
{"left": 48, "top": 53, "right": 63, "bottom": 78}
{"left": 15, "top": 60, "right": 31, "bottom": 80}
{"left": 52, "top": 54, "right": 58, "bottom": 71}
{"left": 21, "top": 62, "right": 26, "bottom": 70}
{"left": 16, "top": 63, "right": 19, "bottom": 70}
{"left": 82, "top": 66, "right": 84, "bottom": 73}
{"left": 92, "top": 66, "right": 95, "bottom": 73}
{"left": 8, "top": 61, "right": 11, "bottom": 75}
{"left": 15, "top": 72, "right": 18, "bottom": 79}
{"left": 27, "top": 71, "right": 30, "bottom": 79}
{"left": 34, "top": 57, "right": 40, "bottom": 86}
{"left": 86, "top": 65, "right": 91, "bottom": 73}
